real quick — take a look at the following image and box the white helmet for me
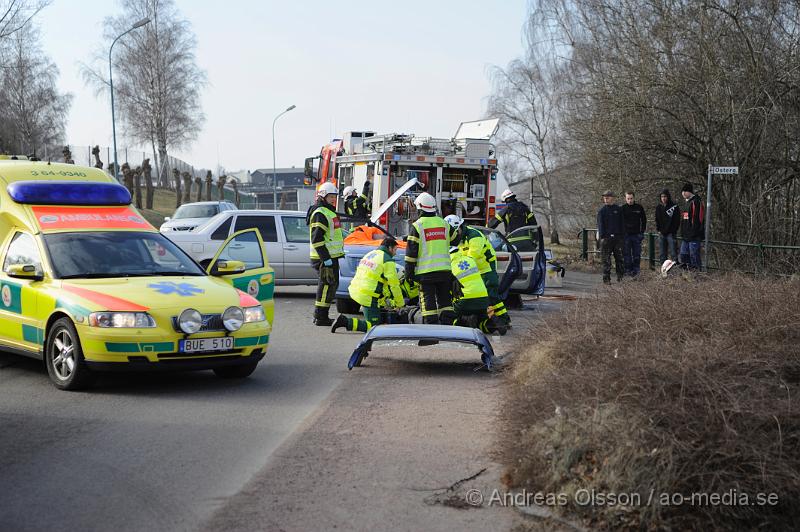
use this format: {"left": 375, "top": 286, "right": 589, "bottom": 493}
{"left": 343, "top": 185, "right": 356, "bottom": 198}
{"left": 661, "top": 259, "right": 676, "bottom": 278}
{"left": 414, "top": 192, "right": 437, "bottom": 213}
{"left": 449, "top": 246, "right": 460, "bottom": 254}
{"left": 444, "top": 214, "right": 464, "bottom": 230}
{"left": 500, "top": 189, "right": 516, "bottom": 202}
{"left": 317, "top": 182, "right": 338, "bottom": 197}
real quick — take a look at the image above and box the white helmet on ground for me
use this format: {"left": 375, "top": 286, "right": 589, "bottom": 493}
{"left": 343, "top": 185, "right": 356, "bottom": 198}
{"left": 661, "top": 259, "right": 676, "bottom": 278}
{"left": 500, "top": 189, "right": 515, "bottom": 202}
{"left": 444, "top": 214, "right": 464, "bottom": 230}
{"left": 317, "top": 182, "right": 338, "bottom": 197}
{"left": 414, "top": 192, "right": 437, "bottom": 213}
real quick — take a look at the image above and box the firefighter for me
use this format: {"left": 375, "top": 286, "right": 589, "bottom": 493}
{"left": 343, "top": 181, "right": 371, "bottom": 219}
{"left": 448, "top": 246, "right": 506, "bottom": 335}
{"left": 489, "top": 189, "right": 538, "bottom": 249}
{"left": 445, "top": 214, "right": 510, "bottom": 326}
{"left": 331, "top": 236, "right": 403, "bottom": 333}
{"left": 404, "top": 192, "right": 454, "bottom": 324}
{"left": 308, "top": 182, "right": 344, "bottom": 326}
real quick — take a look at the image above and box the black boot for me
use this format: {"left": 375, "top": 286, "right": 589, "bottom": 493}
{"left": 423, "top": 315, "right": 440, "bottom": 325}
{"left": 331, "top": 314, "right": 349, "bottom": 333}
{"left": 313, "top": 307, "right": 334, "bottom": 326}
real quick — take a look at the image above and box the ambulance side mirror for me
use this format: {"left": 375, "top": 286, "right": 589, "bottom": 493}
{"left": 210, "top": 260, "right": 246, "bottom": 276}
{"left": 7, "top": 263, "right": 43, "bottom": 281}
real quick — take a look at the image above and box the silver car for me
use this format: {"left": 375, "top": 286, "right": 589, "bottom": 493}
{"left": 160, "top": 201, "right": 238, "bottom": 233}
{"left": 164, "top": 209, "right": 317, "bottom": 285}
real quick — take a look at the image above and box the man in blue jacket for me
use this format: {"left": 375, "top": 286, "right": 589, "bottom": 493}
{"left": 597, "top": 190, "right": 625, "bottom": 284}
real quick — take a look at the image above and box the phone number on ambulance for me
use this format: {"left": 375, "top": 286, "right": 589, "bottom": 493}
{"left": 29, "top": 170, "right": 88, "bottom": 177}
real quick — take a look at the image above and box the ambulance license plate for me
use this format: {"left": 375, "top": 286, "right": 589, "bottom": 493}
{"left": 180, "top": 337, "right": 234, "bottom": 353}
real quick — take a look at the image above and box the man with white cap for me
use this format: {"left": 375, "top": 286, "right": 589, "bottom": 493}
{"left": 308, "top": 182, "right": 344, "bottom": 325}
{"left": 404, "top": 192, "right": 454, "bottom": 325}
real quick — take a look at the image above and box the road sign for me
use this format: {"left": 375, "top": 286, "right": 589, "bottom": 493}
{"left": 710, "top": 166, "right": 738, "bottom": 175}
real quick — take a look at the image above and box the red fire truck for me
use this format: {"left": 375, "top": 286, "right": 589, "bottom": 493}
{"left": 304, "top": 119, "right": 500, "bottom": 235}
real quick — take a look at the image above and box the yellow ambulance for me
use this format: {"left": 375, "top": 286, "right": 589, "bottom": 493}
{"left": 0, "top": 158, "right": 274, "bottom": 390}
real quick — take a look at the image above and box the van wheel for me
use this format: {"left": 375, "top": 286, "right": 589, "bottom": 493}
{"left": 45, "top": 318, "right": 95, "bottom": 391}
{"left": 336, "top": 298, "right": 360, "bottom": 314}
{"left": 213, "top": 361, "right": 259, "bottom": 379}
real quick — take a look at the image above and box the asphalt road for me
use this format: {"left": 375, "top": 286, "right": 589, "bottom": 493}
{"left": 0, "top": 286, "right": 360, "bottom": 532}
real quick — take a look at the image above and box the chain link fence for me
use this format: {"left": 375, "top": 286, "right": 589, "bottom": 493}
{"left": 579, "top": 229, "right": 800, "bottom": 276}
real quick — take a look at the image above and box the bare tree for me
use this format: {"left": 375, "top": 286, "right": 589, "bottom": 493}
{"left": 181, "top": 171, "right": 191, "bottom": 203}
{"left": 514, "top": 0, "right": 800, "bottom": 272}
{"left": 217, "top": 174, "right": 226, "bottom": 200}
{"left": 0, "top": 21, "right": 71, "bottom": 156}
{"left": 490, "top": 50, "right": 568, "bottom": 242}
{"left": 142, "top": 157, "right": 154, "bottom": 208}
{"left": 205, "top": 170, "right": 212, "bottom": 200}
{"left": 82, "top": 0, "right": 206, "bottom": 183}
{"left": 193, "top": 175, "right": 201, "bottom": 202}
{"left": 230, "top": 178, "right": 239, "bottom": 207}
{"left": 0, "top": 0, "right": 50, "bottom": 41}
{"left": 91, "top": 145, "right": 103, "bottom": 168}
{"left": 133, "top": 166, "right": 143, "bottom": 208}
{"left": 172, "top": 167, "right": 181, "bottom": 208}
{"left": 121, "top": 162, "right": 133, "bottom": 196}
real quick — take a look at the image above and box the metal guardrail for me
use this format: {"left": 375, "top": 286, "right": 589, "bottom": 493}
{"left": 578, "top": 228, "right": 800, "bottom": 276}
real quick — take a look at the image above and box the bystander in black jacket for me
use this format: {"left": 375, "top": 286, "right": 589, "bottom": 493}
{"left": 680, "top": 193, "right": 705, "bottom": 241}
{"left": 621, "top": 201, "right": 647, "bottom": 235}
{"left": 655, "top": 189, "right": 680, "bottom": 235}
{"left": 597, "top": 203, "right": 624, "bottom": 238}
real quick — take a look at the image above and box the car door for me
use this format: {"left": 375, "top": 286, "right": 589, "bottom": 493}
{"left": 232, "top": 214, "right": 283, "bottom": 278}
{"left": 506, "top": 225, "right": 546, "bottom": 295}
{"left": 207, "top": 228, "right": 275, "bottom": 323}
{"left": 0, "top": 231, "right": 44, "bottom": 353}
{"left": 278, "top": 215, "right": 315, "bottom": 283}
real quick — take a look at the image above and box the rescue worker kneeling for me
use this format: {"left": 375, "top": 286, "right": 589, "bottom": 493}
{"left": 332, "top": 237, "right": 404, "bottom": 333}
{"left": 445, "top": 215, "right": 510, "bottom": 327}
{"left": 448, "top": 247, "right": 507, "bottom": 335}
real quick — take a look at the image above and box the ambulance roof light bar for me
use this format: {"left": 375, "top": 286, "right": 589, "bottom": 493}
{"left": 8, "top": 181, "right": 132, "bottom": 206}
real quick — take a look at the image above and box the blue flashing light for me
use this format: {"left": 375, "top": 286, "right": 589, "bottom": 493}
{"left": 8, "top": 181, "right": 132, "bottom": 206}
{"left": 480, "top": 158, "right": 488, "bottom": 165}
{"left": 392, "top": 155, "right": 401, "bottom": 161}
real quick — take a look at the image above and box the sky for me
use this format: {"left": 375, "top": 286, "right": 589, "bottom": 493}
{"left": 38, "top": 0, "right": 528, "bottom": 173}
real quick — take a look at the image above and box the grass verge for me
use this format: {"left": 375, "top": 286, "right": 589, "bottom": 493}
{"left": 500, "top": 273, "right": 800, "bottom": 530}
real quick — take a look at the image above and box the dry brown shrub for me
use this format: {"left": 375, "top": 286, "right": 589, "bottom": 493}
{"left": 501, "top": 274, "right": 800, "bottom": 530}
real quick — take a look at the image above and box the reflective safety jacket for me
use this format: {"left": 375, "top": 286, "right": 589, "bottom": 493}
{"left": 309, "top": 202, "right": 344, "bottom": 260}
{"left": 349, "top": 246, "right": 403, "bottom": 308}
{"left": 345, "top": 181, "right": 371, "bottom": 219}
{"left": 406, "top": 214, "right": 451, "bottom": 275}
{"left": 460, "top": 226, "right": 496, "bottom": 274}
{"left": 450, "top": 250, "right": 488, "bottom": 301}
{"left": 489, "top": 198, "right": 537, "bottom": 233}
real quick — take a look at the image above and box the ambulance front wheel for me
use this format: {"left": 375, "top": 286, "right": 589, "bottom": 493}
{"left": 45, "top": 317, "right": 95, "bottom": 391}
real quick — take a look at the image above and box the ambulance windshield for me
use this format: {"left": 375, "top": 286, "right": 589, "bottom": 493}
{"left": 43, "top": 231, "right": 205, "bottom": 279}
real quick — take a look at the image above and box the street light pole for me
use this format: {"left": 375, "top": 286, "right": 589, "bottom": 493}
{"left": 272, "top": 104, "right": 296, "bottom": 208}
{"left": 109, "top": 17, "right": 151, "bottom": 180}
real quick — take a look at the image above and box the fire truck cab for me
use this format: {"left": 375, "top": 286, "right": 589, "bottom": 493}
{"left": 304, "top": 119, "right": 500, "bottom": 235}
